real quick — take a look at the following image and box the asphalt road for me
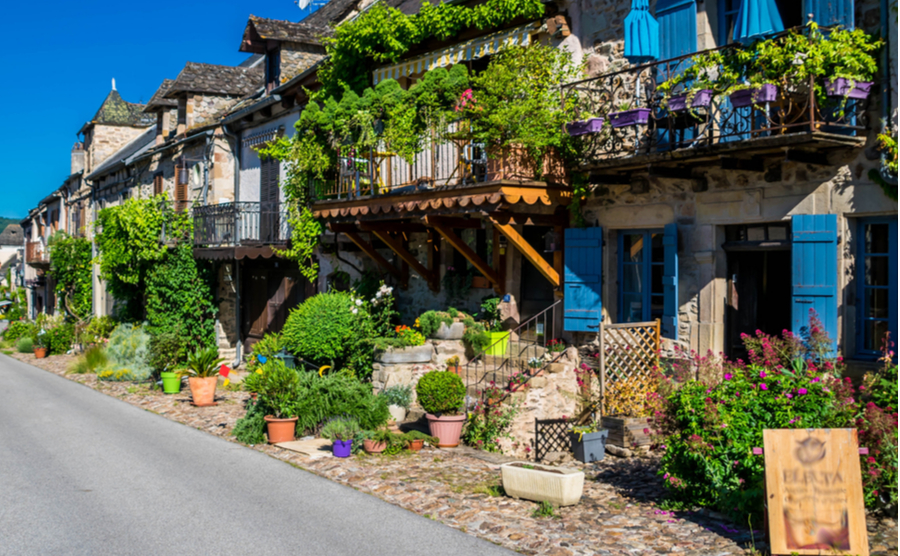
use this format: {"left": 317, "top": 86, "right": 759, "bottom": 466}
{"left": 0, "top": 354, "right": 513, "bottom": 556}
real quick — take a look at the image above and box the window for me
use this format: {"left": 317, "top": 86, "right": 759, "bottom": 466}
{"left": 618, "top": 230, "right": 665, "bottom": 323}
{"left": 266, "top": 46, "right": 281, "bottom": 93}
{"left": 856, "top": 218, "right": 898, "bottom": 358}
{"left": 153, "top": 173, "right": 164, "bottom": 196}
{"left": 717, "top": 0, "right": 807, "bottom": 45}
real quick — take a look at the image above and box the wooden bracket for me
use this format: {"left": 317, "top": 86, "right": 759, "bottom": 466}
{"left": 331, "top": 225, "right": 408, "bottom": 289}
{"left": 488, "top": 217, "right": 561, "bottom": 288}
{"left": 425, "top": 216, "right": 501, "bottom": 293}
{"left": 370, "top": 230, "right": 439, "bottom": 292}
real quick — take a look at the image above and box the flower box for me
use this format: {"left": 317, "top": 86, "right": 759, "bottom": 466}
{"left": 500, "top": 462, "right": 585, "bottom": 506}
{"left": 570, "top": 429, "right": 608, "bottom": 463}
{"left": 471, "top": 276, "right": 491, "bottom": 289}
{"left": 566, "top": 118, "right": 604, "bottom": 136}
{"left": 376, "top": 343, "right": 434, "bottom": 364}
{"left": 433, "top": 321, "right": 465, "bottom": 340}
{"left": 825, "top": 78, "right": 873, "bottom": 100}
{"left": 608, "top": 108, "right": 651, "bottom": 128}
{"left": 729, "top": 84, "right": 778, "bottom": 108}
{"left": 601, "top": 416, "right": 651, "bottom": 449}
{"left": 667, "top": 89, "right": 714, "bottom": 112}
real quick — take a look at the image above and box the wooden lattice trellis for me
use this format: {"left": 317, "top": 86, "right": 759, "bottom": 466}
{"left": 534, "top": 418, "right": 573, "bottom": 462}
{"left": 598, "top": 320, "right": 660, "bottom": 416}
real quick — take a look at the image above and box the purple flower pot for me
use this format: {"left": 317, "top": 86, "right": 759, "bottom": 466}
{"left": 825, "top": 78, "right": 873, "bottom": 100}
{"left": 332, "top": 439, "right": 352, "bottom": 458}
{"left": 729, "top": 84, "right": 778, "bottom": 108}
{"left": 567, "top": 118, "right": 604, "bottom": 136}
{"left": 667, "top": 89, "right": 714, "bottom": 112}
{"left": 608, "top": 108, "right": 651, "bottom": 128}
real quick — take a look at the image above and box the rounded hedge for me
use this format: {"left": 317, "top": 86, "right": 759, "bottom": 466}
{"left": 281, "top": 292, "right": 372, "bottom": 372}
{"left": 416, "top": 370, "right": 466, "bottom": 415}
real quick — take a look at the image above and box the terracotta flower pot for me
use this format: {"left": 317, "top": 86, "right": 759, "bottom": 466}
{"left": 33, "top": 347, "right": 47, "bottom": 359}
{"left": 265, "top": 416, "right": 298, "bottom": 444}
{"left": 363, "top": 439, "right": 387, "bottom": 454}
{"left": 426, "top": 414, "right": 466, "bottom": 447}
{"left": 188, "top": 376, "right": 217, "bottom": 406}
{"left": 407, "top": 439, "right": 425, "bottom": 452}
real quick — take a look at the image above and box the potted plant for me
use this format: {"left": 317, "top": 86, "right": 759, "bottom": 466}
{"left": 446, "top": 355, "right": 461, "bottom": 375}
{"left": 657, "top": 50, "right": 721, "bottom": 113}
{"left": 374, "top": 326, "right": 432, "bottom": 364}
{"left": 33, "top": 329, "right": 48, "bottom": 359}
{"left": 416, "top": 370, "right": 467, "bottom": 447}
{"left": 500, "top": 462, "right": 585, "bottom": 506}
{"left": 608, "top": 102, "right": 651, "bottom": 128}
{"left": 360, "top": 430, "right": 392, "bottom": 454}
{"left": 570, "top": 422, "right": 609, "bottom": 463}
{"left": 507, "top": 370, "right": 529, "bottom": 393}
{"left": 403, "top": 430, "right": 437, "bottom": 452}
{"left": 160, "top": 365, "right": 181, "bottom": 394}
{"left": 417, "top": 309, "right": 466, "bottom": 340}
{"left": 817, "top": 25, "right": 880, "bottom": 100}
{"left": 527, "top": 356, "right": 544, "bottom": 375}
{"left": 321, "top": 416, "right": 360, "bottom": 458}
{"left": 380, "top": 384, "right": 412, "bottom": 423}
{"left": 547, "top": 338, "right": 566, "bottom": 354}
{"left": 179, "top": 346, "right": 224, "bottom": 406}
{"left": 480, "top": 298, "right": 510, "bottom": 356}
{"left": 254, "top": 360, "right": 300, "bottom": 444}
{"left": 600, "top": 376, "right": 655, "bottom": 450}
{"left": 728, "top": 83, "right": 779, "bottom": 108}
{"left": 566, "top": 114, "right": 604, "bottom": 137}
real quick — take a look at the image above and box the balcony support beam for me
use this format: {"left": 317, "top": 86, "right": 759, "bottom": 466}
{"left": 425, "top": 216, "right": 502, "bottom": 295}
{"left": 488, "top": 216, "right": 560, "bottom": 289}
{"left": 784, "top": 149, "right": 830, "bottom": 166}
{"left": 330, "top": 224, "right": 408, "bottom": 289}
{"left": 370, "top": 230, "right": 439, "bottom": 292}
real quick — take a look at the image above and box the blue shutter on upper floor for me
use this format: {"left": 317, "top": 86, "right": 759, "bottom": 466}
{"left": 662, "top": 223, "right": 679, "bottom": 340}
{"left": 804, "top": 0, "right": 854, "bottom": 29}
{"left": 791, "top": 214, "right": 838, "bottom": 351}
{"left": 564, "top": 227, "right": 603, "bottom": 332}
{"left": 656, "top": 0, "right": 697, "bottom": 60}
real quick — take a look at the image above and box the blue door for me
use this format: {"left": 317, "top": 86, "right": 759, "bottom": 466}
{"left": 564, "top": 227, "right": 603, "bottom": 332}
{"left": 662, "top": 223, "right": 679, "bottom": 339}
{"left": 791, "top": 214, "right": 838, "bottom": 351}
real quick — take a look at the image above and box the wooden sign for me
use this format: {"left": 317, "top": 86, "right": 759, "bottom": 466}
{"left": 763, "top": 429, "right": 868, "bottom": 556}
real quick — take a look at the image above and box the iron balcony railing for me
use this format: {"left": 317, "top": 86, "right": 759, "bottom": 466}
{"left": 193, "top": 202, "right": 290, "bottom": 247}
{"left": 560, "top": 30, "right": 870, "bottom": 164}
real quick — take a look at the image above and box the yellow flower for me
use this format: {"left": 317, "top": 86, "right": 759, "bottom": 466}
{"left": 223, "top": 379, "right": 230, "bottom": 387}
{"left": 255, "top": 369, "right": 263, "bottom": 375}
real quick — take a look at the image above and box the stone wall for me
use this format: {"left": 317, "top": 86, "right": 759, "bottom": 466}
{"left": 86, "top": 124, "right": 146, "bottom": 173}
{"left": 215, "top": 262, "right": 238, "bottom": 362}
{"left": 280, "top": 42, "right": 326, "bottom": 83}
{"left": 371, "top": 340, "right": 468, "bottom": 412}
{"left": 189, "top": 94, "right": 239, "bottom": 128}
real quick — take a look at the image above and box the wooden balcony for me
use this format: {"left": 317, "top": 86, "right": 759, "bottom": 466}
{"left": 25, "top": 241, "right": 49, "bottom": 266}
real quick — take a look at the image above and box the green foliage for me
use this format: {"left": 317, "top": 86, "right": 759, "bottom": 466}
{"left": 462, "top": 318, "right": 490, "bottom": 352}
{"left": 380, "top": 384, "right": 412, "bottom": 410}
{"left": 478, "top": 297, "right": 503, "bottom": 332}
{"left": 365, "top": 283, "right": 398, "bottom": 337}
{"left": 441, "top": 268, "right": 473, "bottom": 305}
{"left": 417, "top": 310, "right": 455, "bottom": 338}
{"left": 281, "top": 291, "right": 374, "bottom": 378}
{"left": 16, "top": 337, "right": 33, "bottom": 353}
{"left": 531, "top": 500, "right": 559, "bottom": 519}
{"left": 101, "top": 323, "right": 152, "bottom": 381}
{"left": 246, "top": 333, "right": 284, "bottom": 373}
{"left": 148, "top": 330, "right": 189, "bottom": 374}
{"left": 70, "top": 345, "right": 109, "bottom": 374}
{"left": 320, "top": 416, "right": 361, "bottom": 441}
{"left": 250, "top": 360, "right": 301, "bottom": 419}
{"left": 180, "top": 346, "right": 224, "bottom": 378}
{"left": 48, "top": 233, "right": 92, "bottom": 320}
{"left": 46, "top": 323, "right": 75, "bottom": 355}
{"left": 84, "top": 316, "right": 117, "bottom": 342}
{"left": 462, "top": 388, "right": 521, "bottom": 452}
{"left": 4, "top": 321, "right": 36, "bottom": 342}
{"left": 232, "top": 398, "right": 268, "bottom": 445}
{"left": 416, "top": 370, "right": 466, "bottom": 415}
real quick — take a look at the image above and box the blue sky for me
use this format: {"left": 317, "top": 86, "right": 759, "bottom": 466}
{"left": 0, "top": 0, "right": 320, "bottom": 220}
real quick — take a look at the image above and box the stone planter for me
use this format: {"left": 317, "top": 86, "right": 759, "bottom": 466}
{"left": 601, "top": 416, "right": 651, "bottom": 449}
{"left": 433, "top": 322, "right": 465, "bottom": 340}
{"left": 388, "top": 404, "right": 407, "bottom": 422}
{"left": 608, "top": 108, "right": 651, "bottom": 128}
{"left": 825, "top": 78, "right": 872, "bottom": 100}
{"left": 570, "top": 430, "right": 608, "bottom": 463}
{"left": 377, "top": 343, "right": 433, "bottom": 364}
{"left": 729, "top": 84, "right": 778, "bottom": 108}
{"left": 500, "top": 462, "right": 585, "bottom": 506}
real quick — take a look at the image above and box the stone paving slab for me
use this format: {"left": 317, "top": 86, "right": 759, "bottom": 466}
{"left": 275, "top": 438, "right": 333, "bottom": 459}
{"left": 11, "top": 351, "right": 897, "bottom": 556}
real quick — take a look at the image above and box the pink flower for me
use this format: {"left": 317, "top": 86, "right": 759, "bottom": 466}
{"left": 759, "top": 370, "right": 767, "bottom": 379}
{"left": 785, "top": 393, "right": 793, "bottom": 399}
{"left": 867, "top": 456, "right": 876, "bottom": 463}
{"left": 797, "top": 388, "right": 807, "bottom": 395}
{"left": 760, "top": 383, "right": 768, "bottom": 391}
{"left": 724, "top": 373, "right": 733, "bottom": 381}
{"left": 789, "top": 419, "right": 796, "bottom": 424}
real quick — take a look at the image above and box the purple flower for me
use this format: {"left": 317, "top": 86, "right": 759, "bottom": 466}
{"left": 789, "top": 419, "right": 796, "bottom": 424}
{"left": 759, "top": 370, "right": 767, "bottom": 379}
{"left": 785, "top": 393, "right": 793, "bottom": 399}
{"left": 797, "top": 388, "right": 807, "bottom": 395}
{"left": 724, "top": 373, "right": 733, "bottom": 381}
{"left": 811, "top": 377, "right": 820, "bottom": 383}
{"left": 760, "top": 383, "right": 768, "bottom": 391}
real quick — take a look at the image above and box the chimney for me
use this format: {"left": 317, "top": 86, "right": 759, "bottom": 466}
{"left": 71, "top": 142, "right": 85, "bottom": 175}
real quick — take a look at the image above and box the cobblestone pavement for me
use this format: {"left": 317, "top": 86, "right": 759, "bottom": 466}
{"left": 10, "top": 352, "right": 898, "bottom": 556}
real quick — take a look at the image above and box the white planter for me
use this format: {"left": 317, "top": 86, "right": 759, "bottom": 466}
{"left": 434, "top": 322, "right": 465, "bottom": 340}
{"left": 376, "top": 343, "right": 434, "bottom": 364}
{"left": 388, "top": 404, "right": 407, "bottom": 422}
{"left": 500, "top": 462, "right": 585, "bottom": 506}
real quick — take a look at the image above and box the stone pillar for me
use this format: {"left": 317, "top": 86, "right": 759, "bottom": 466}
{"left": 692, "top": 224, "right": 725, "bottom": 354}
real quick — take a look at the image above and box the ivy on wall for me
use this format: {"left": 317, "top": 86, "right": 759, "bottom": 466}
{"left": 48, "top": 233, "right": 93, "bottom": 320}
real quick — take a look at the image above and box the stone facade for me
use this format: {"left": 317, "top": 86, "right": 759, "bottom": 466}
{"left": 84, "top": 124, "right": 146, "bottom": 175}
{"left": 280, "top": 42, "right": 326, "bottom": 83}
{"left": 188, "top": 94, "right": 241, "bottom": 129}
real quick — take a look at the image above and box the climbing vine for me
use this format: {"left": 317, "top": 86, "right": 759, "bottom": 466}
{"left": 48, "top": 233, "right": 92, "bottom": 320}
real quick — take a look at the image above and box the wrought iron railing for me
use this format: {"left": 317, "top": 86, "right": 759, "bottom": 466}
{"left": 25, "top": 241, "right": 49, "bottom": 264}
{"left": 560, "top": 32, "right": 870, "bottom": 164}
{"left": 192, "top": 202, "right": 290, "bottom": 247}
{"left": 463, "top": 300, "right": 565, "bottom": 410}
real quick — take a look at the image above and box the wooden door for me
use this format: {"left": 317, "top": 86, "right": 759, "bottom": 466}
{"left": 259, "top": 157, "right": 280, "bottom": 243}
{"left": 247, "top": 271, "right": 268, "bottom": 338}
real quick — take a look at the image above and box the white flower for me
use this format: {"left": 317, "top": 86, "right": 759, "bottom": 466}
{"left": 370, "top": 298, "right": 377, "bottom": 304}
{"left": 351, "top": 308, "right": 358, "bottom": 314}
{"left": 355, "top": 299, "right": 363, "bottom": 306}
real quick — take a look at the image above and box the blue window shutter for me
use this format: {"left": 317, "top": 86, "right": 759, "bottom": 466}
{"left": 564, "top": 227, "right": 603, "bottom": 332}
{"left": 656, "top": 0, "right": 697, "bottom": 59}
{"left": 804, "top": 0, "right": 854, "bottom": 29}
{"left": 791, "top": 214, "right": 838, "bottom": 351}
{"left": 662, "top": 223, "right": 679, "bottom": 339}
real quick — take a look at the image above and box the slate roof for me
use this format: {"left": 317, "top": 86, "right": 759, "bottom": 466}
{"left": 0, "top": 225, "right": 23, "bottom": 246}
{"left": 164, "top": 62, "right": 264, "bottom": 98}
{"left": 143, "top": 79, "right": 178, "bottom": 112}
{"left": 302, "top": 0, "right": 425, "bottom": 27}
{"left": 86, "top": 126, "right": 157, "bottom": 181}
{"left": 241, "top": 15, "right": 331, "bottom": 53}
{"left": 79, "top": 90, "right": 154, "bottom": 134}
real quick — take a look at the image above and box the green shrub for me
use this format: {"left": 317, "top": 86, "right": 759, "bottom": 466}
{"left": 102, "top": 324, "right": 152, "bottom": 381}
{"left": 249, "top": 360, "right": 300, "bottom": 419}
{"left": 320, "top": 416, "right": 360, "bottom": 441}
{"left": 281, "top": 292, "right": 374, "bottom": 377}
{"left": 416, "top": 370, "right": 466, "bottom": 415}
{"left": 4, "top": 321, "right": 35, "bottom": 342}
{"left": 231, "top": 398, "right": 267, "bottom": 444}
{"left": 16, "top": 337, "right": 33, "bottom": 353}
{"left": 149, "top": 330, "right": 189, "bottom": 374}
{"left": 246, "top": 332, "right": 283, "bottom": 372}
{"left": 462, "top": 318, "right": 490, "bottom": 352}
{"left": 380, "top": 384, "right": 412, "bottom": 409}
{"left": 70, "top": 346, "right": 109, "bottom": 374}
{"left": 85, "top": 315, "right": 117, "bottom": 341}
{"left": 47, "top": 323, "right": 76, "bottom": 355}
{"left": 417, "top": 310, "right": 454, "bottom": 338}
